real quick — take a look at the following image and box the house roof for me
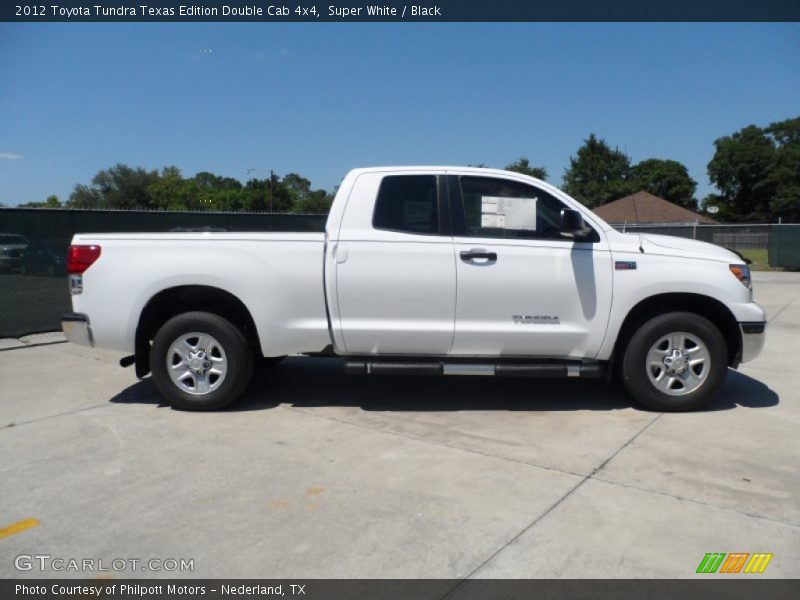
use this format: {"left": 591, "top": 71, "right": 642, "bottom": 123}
{"left": 593, "top": 191, "right": 717, "bottom": 225}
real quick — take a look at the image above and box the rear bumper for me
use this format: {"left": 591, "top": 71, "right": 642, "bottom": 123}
{"left": 739, "top": 321, "right": 766, "bottom": 363}
{"left": 62, "top": 313, "right": 94, "bottom": 347}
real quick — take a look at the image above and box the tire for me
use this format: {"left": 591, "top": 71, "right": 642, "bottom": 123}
{"left": 620, "top": 311, "right": 728, "bottom": 411}
{"left": 150, "top": 311, "right": 254, "bottom": 411}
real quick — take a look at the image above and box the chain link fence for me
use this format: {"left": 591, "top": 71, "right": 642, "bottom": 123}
{"left": 0, "top": 208, "right": 327, "bottom": 338}
{"left": 610, "top": 223, "right": 800, "bottom": 269}
{"left": 611, "top": 223, "right": 771, "bottom": 249}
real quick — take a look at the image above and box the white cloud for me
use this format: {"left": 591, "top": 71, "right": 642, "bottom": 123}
{"left": 0, "top": 152, "right": 22, "bottom": 160}
{"left": 279, "top": 48, "right": 289, "bottom": 57}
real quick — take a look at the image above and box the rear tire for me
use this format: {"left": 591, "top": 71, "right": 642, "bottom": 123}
{"left": 150, "top": 311, "right": 254, "bottom": 411}
{"left": 621, "top": 311, "right": 728, "bottom": 411}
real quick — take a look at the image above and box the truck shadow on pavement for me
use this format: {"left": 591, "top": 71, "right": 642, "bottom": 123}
{"left": 111, "top": 356, "right": 779, "bottom": 413}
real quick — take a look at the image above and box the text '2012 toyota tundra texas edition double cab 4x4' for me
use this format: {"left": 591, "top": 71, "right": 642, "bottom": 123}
{"left": 62, "top": 167, "right": 766, "bottom": 411}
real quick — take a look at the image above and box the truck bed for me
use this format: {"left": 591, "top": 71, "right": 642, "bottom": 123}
{"left": 70, "top": 232, "right": 330, "bottom": 355}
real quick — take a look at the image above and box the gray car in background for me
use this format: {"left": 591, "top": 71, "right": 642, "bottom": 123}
{"left": 0, "top": 234, "right": 30, "bottom": 272}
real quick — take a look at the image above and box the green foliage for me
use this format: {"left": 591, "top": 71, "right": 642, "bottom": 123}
{"left": 73, "top": 164, "right": 160, "bottom": 209}
{"left": 765, "top": 117, "right": 800, "bottom": 222}
{"left": 629, "top": 159, "right": 697, "bottom": 209}
{"left": 148, "top": 167, "right": 200, "bottom": 211}
{"left": 62, "top": 165, "right": 331, "bottom": 213}
{"left": 18, "top": 195, "right": 62, "bottom": 208}
{"left": 563, "top": 136, "right": 703, "bottom": 212}
{"left": 562, "top": 134, "right": 636, "bottom": 208}
{"left": 707, "top": 117, "right": 800, "bottom": 222}
{"left": 504, "top": 157, "right": 547, "bottom": 180}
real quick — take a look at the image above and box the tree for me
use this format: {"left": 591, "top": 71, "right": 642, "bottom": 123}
{"left": 707, "top": 125, "right": 774, "bottom": 221}
{"left": 244, "top": 176, "right": 291, "bottom": 212}
{"left": 68, "top": 163, "right": 159, "bottom": 209}
{"left": 282, "top": 173, "right": 314, "bottom": 204}
{"left": 294, "top": 189, "right": 333, "bottom": 214}
{"left": 60, "top": 163, "right": 338, "bottom": 213}
{"left": 562, "top": 134, "right": 634, "bottom": 208}
{"left": 707, "top": 117, "right": 800, "bottom": 221}
{"left": 194, "top": 171, "right": 242, "bottom": 191}
{"left": 67, "top": 184, "right": 102, "bottom": 208}
{"left": 148, "top": 167, "right": 201, "bottom": 210}
{"left": 765, "top": 117, "right": 800, "bottom": 221}
{"left": 280, "top": 173, "right": 332, "bottom": 213}
{"left": 19, "top": 195, "right": 61, "bottom": 208}
{"left": 628, "top": 159, "right": 697, "bottom": 209}
{"left": 505, "top": 157, "right": 547, "bottom": 180}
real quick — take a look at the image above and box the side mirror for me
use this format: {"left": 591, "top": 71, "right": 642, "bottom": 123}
{"left": 559, "top": 209, "right": 591, "bottom": 239}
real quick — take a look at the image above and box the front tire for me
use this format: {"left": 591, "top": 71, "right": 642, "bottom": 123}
{"left": 150, "top": 311, "right": 254, "bottom": 411}
{"left": 621, "top": 312, "right": 728, "bottom": 411}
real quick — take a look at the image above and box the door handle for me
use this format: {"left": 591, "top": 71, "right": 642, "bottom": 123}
{"left": 460, "top": 249, "right": 497, "bottom": 263}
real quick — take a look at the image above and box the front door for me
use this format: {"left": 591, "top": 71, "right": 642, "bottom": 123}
{"left": 448, "top": 174, "right": 613, "bottom": 358}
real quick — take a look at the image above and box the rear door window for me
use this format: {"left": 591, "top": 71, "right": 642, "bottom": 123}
{"left": 373, "top": 175, "right": 439, "bottom": 235}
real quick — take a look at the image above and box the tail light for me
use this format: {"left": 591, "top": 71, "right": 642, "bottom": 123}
{"left": 67, "top": 245, "right": 102, "bottom": 274}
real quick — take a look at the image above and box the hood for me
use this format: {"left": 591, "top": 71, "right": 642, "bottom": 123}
{"left": 639, "top": 233, "right": 740, "bottom": 262}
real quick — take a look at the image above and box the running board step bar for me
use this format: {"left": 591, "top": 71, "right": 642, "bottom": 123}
{"left": 343, "top": 361, "right": 604, "bottom": 378}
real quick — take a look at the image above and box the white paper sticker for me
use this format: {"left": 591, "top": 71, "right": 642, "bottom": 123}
{"left": 481, "top": 213, "right": 505, "bottom": 228}
{"left": 480, "top": 196, "right": 536, "bottom": 231}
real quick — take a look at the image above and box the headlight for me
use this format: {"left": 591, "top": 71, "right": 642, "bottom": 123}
{"left": 729, "top": 264, "right": 752, "bottom": 289}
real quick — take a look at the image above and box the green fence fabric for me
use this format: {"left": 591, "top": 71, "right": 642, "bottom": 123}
{"left": 769, "top": 225, "right": 800, "bottom": 269}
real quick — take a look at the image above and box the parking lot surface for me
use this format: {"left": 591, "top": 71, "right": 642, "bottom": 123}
{"left": 1, "top": 272, "right": 798, "bottom": 579}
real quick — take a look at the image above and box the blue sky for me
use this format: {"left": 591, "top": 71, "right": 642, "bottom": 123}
{"left": 1, "top": 22, "right": 798, "bottom": 205}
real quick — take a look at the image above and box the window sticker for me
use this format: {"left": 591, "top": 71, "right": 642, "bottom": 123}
{"left": 480, "top": 196, "right": 537, "bottom": 230}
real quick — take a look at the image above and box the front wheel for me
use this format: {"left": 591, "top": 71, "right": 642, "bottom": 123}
{"left": 621, "top": 312, "right": 728, "bottom": 411}
{"left": 150, "top": 311, "right": 254, "bottom": 411}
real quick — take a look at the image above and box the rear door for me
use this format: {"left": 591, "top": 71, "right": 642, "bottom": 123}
{"left": 331, "top": 171, "right": 456, "bottom": 355}
{"left": 448, "top": 174, "right": 613, "bottom": 358}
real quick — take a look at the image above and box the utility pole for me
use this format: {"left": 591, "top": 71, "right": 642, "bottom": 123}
{"left": 269, "top": 169, "right": 274, "bottom": 212}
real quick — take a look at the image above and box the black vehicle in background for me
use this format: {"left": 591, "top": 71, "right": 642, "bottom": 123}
{"left": 0, "top": 234, "right": 30, "bottom": 272}
{"left": 20, "top": 240, "right": 67, "bottom": 276}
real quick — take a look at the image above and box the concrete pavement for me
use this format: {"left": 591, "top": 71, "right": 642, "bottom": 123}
{"left": 1, "top": 272, "right": 798, "bottom": 579}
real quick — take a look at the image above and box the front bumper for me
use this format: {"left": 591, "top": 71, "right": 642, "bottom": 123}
{"left": 62, "top": 313, "right": 94, "bottom": 347}
{"left": 739, "top": 321, "right": 766, "bottom": 363}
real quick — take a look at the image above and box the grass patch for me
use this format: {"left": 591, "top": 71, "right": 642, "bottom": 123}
{"left": 737, "top": 248, "right": 779, "bottom": 271}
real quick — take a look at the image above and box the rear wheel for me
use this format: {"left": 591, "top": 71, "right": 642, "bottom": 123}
{"left": 150, "top": 311, "right": 253, "bottom": 410}
{"left": 621, "top": 311, "right": 728, "bottom": 411}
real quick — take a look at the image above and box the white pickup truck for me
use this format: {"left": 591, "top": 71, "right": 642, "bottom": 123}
{"left": 62, "top": 166, "right": 765, "bottom": 412}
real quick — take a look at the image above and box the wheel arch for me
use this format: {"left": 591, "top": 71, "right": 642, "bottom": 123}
{"left": 612, "top": 292, "right": 742, "bottom": 370}
{"left": 134, "top": 285, "right": 261, "bottom": 378}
